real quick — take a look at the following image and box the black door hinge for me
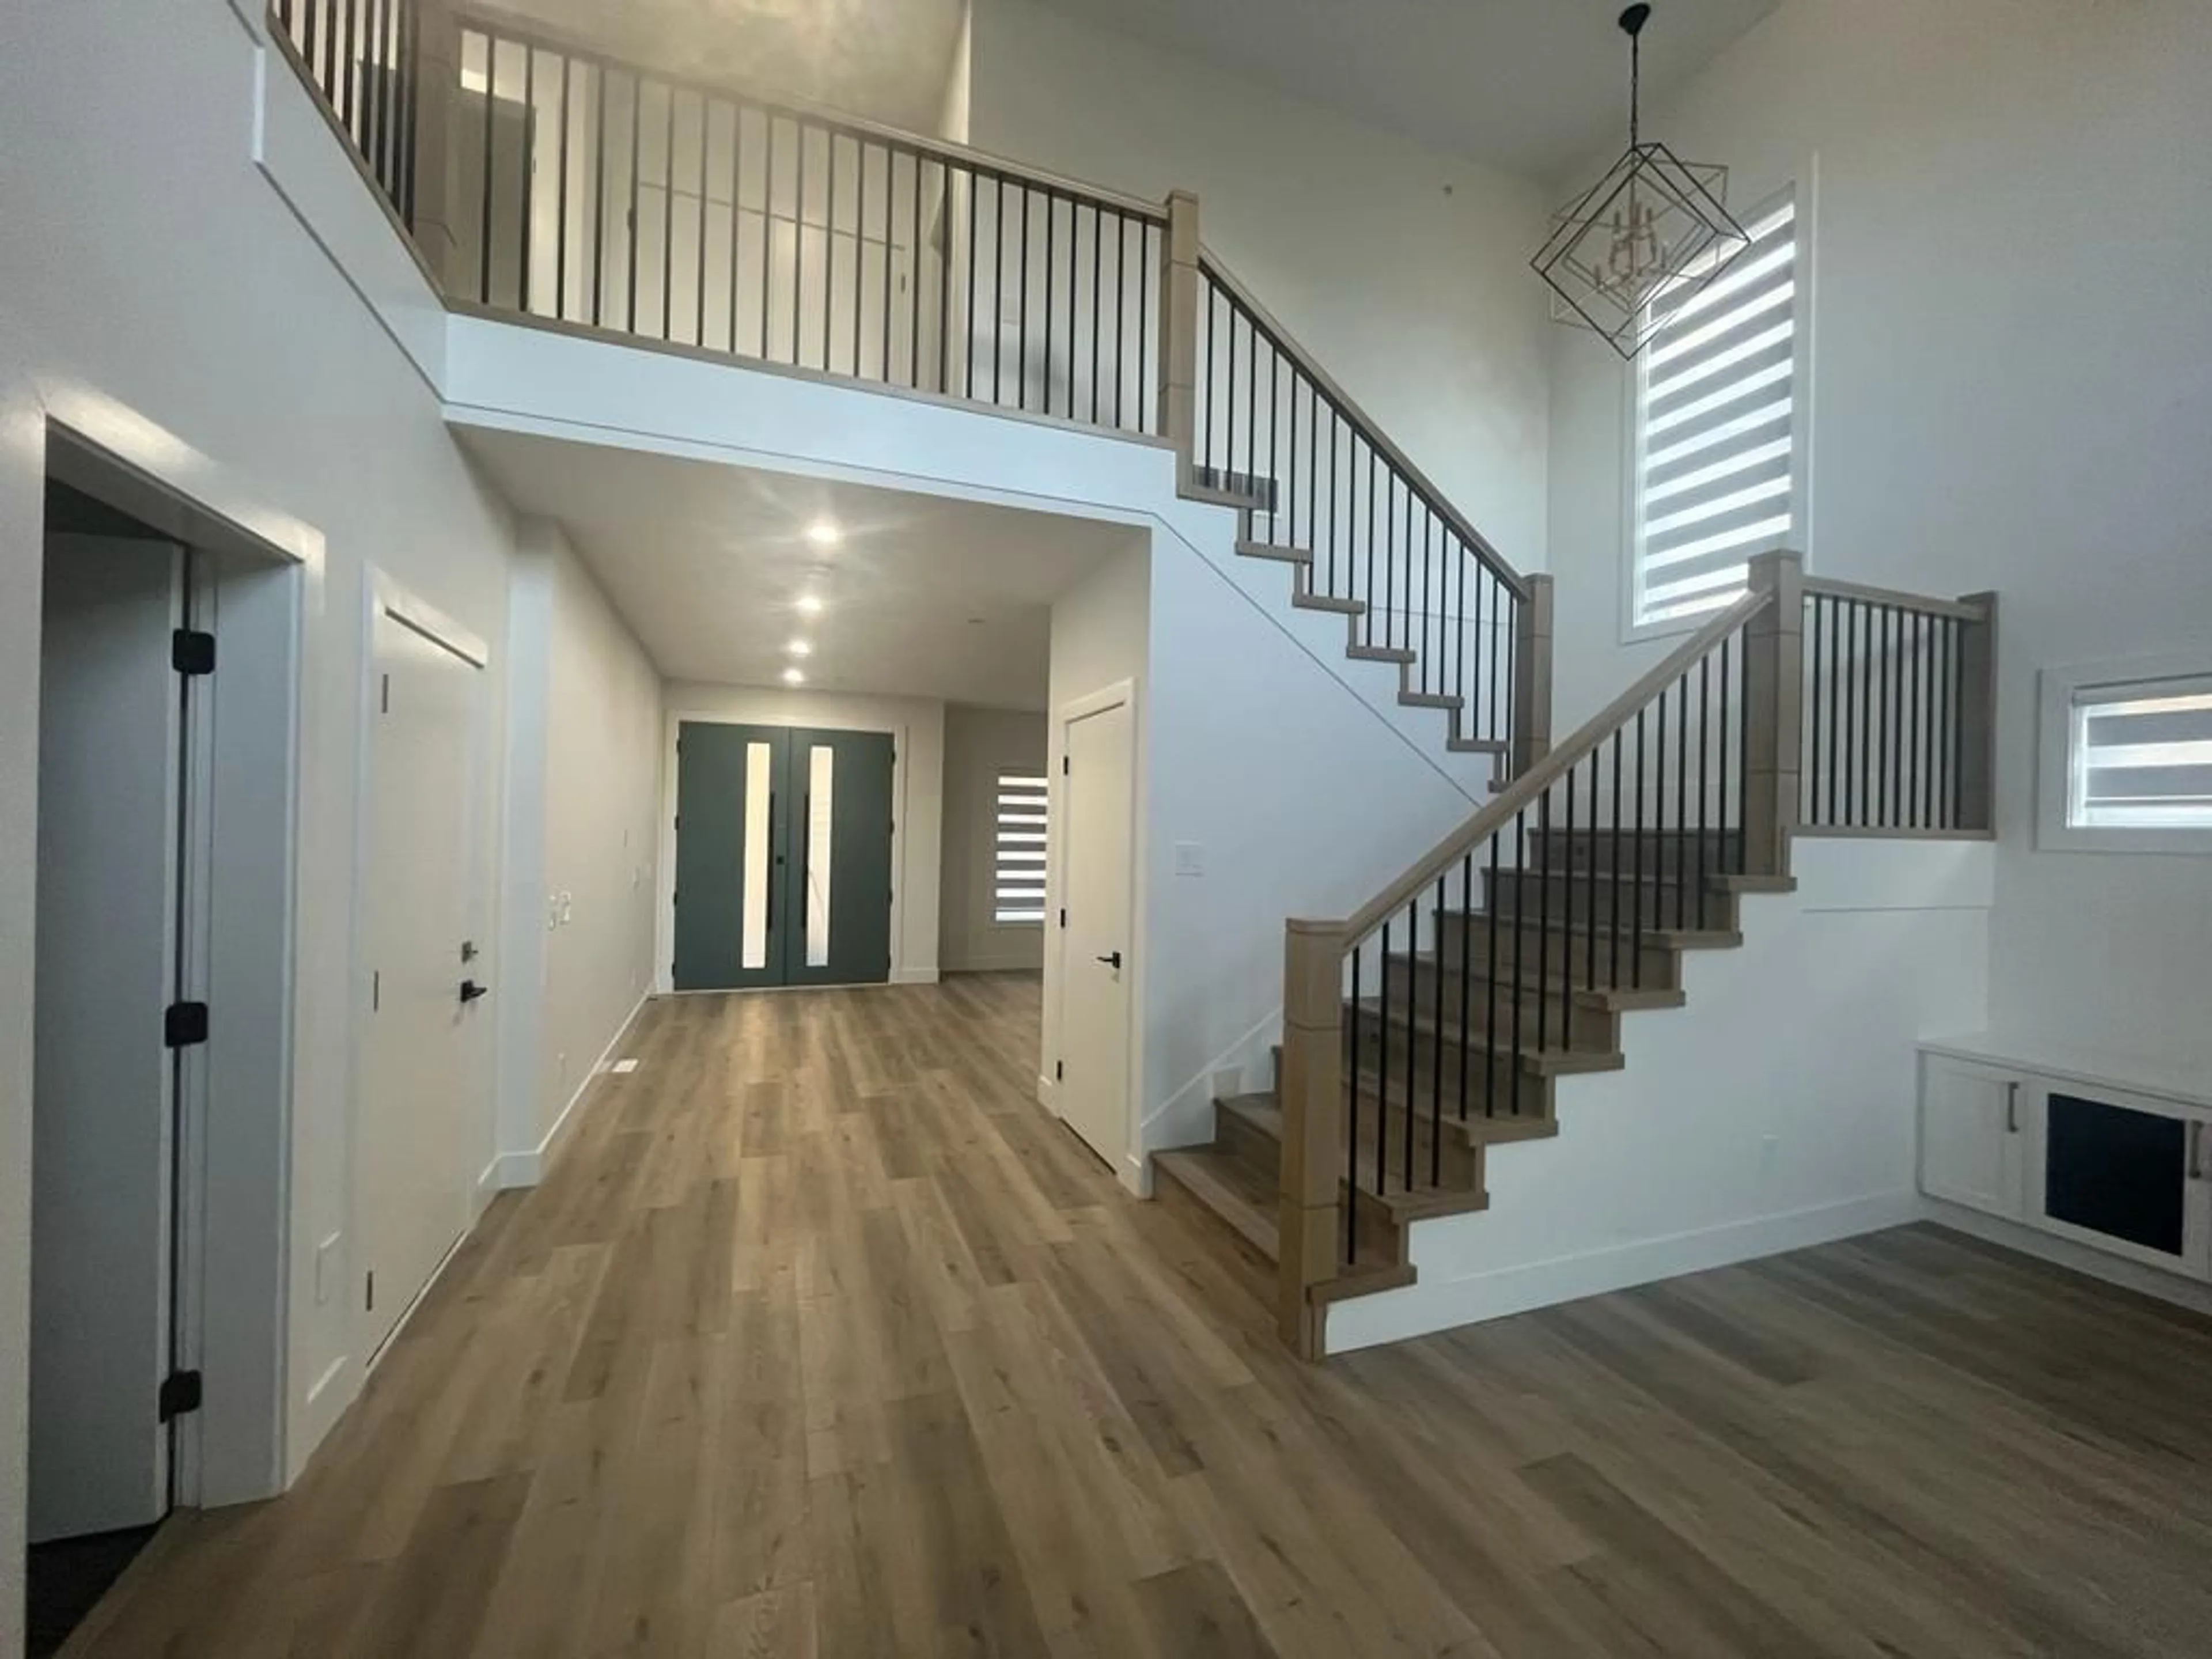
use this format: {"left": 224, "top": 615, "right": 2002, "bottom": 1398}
{"left": 1055, "top": 1060, "right": 1065, "bottom": 1082}
{"left": 366, "top": 1271, "right": 376, "bottom": 1312}
{"left": 172, "top": 629, "right": 215, "bottom": 676}
{"left": 1062, "top": 755, "right": 1070, "bottom": 775}
{"left": 380, "top": 673, "right": 391, "bottom": 714}
{"left": 158, "top": 1369, "right": 203, "bottom": 1422}
{"left": 1058, "top": 907, "right": 1067, "bottom": 928}
{"left": 165, "top": 1002, "right": 210, "bottom": 1048}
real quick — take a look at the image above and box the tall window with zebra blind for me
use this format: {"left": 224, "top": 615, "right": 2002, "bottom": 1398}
{"left": 993, "top": 769, "right": 1050, "bottom": 924}
{"left": 1632, "top": 187, "right": 1807, "bottom": 630}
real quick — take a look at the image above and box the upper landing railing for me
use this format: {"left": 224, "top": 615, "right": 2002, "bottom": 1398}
{"left": 267, "top": 0, "right": 1549, "bottom": 768}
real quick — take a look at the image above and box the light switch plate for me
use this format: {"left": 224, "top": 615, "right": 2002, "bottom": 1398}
{"left": 1173, "top": 842, "right": 1205, "bottom": 877}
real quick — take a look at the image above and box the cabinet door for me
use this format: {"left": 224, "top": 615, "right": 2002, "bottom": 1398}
{"left": 1919, "top": 1056, "right": 2025, "bottom": 1219}
{"left": 2028, "top": 1084, "right": 2212, "bottom": 1281}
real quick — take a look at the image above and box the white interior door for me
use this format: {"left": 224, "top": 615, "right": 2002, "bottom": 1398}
{"left": 1058, "top": 696, "right": 1134, "bottom": 1170}
{"left": 360, "top": 607, "right": 482, "bottom": 1357}
{"left": 31, "top": 535, "right": 183, "bottom": 1541}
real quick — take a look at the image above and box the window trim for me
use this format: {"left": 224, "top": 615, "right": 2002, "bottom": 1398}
{"left": 2039, "top": 652, "right": 2212, "bottom": 855}
{"left": 991, "top": 764, "right": 1050, "bottom": 926}
{"left": 1621, "top": 161, "right": 1819, "bottom": 645}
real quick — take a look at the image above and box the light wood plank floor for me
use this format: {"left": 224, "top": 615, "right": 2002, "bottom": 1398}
{"left": 69, "top": 974, "right": 2212, "bottom": 1657}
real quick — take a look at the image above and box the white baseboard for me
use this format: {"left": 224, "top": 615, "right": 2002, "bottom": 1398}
{"left": 472, "top": 1156, "right": 503, "bottom": 1216}
{"left": 497, "top": 993, "right": 651, "bottom": 1191}
{"left": 1924, "top": 1199, "right": 2212, "bottom": 1317}
{"left": 892, "top": 966, "right": 941, "bottom": 985}
{"left": 1324, "top": 1190, "right": 1923, "bottom": 1354}
{"left": 1036, "top": 1072, "right": 1059, "bottom": 1113}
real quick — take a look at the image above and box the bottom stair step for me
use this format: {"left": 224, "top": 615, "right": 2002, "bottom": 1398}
{"left": 1153, "top": 1148, "right": 1277, "bottom": 1264}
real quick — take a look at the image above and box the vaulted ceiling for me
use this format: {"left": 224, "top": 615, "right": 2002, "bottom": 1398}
{"left": 1027, "top": 0, "right": 1782, "bottom": 180}
{"left": 490, "top": 0, "right": 969, "bottom": 134}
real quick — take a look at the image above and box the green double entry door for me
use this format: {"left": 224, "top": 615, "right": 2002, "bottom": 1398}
{"left": 673, "top": 721, "right": 897, "bottom": 990}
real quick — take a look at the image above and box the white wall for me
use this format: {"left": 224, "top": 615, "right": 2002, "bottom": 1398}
{"left": 941, "top": 704, "right": 1049, "bottom": 972}
{"left": 1544, "top": 0, "right": 2212, "bottom": 1085}
{"left": 1330, "top": 840, "right": 1995, "bottom": 1352}
{"left": 965, "top": 0, "right": 1552, "bottom": 573}
{"left": 658, "top": 684, "right": 946, "bottom": 985}
{"left": 496, "top": 523, "right": 662, "bottom": 1180}
{"left": 0, "top": 3, "right": 529, "bottom": 1632}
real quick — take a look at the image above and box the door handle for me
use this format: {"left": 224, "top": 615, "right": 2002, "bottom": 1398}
{"left": 1095, "top": 951, "right": 1123, "bottom": 969}
{"left": 459, "top": 979, "right": 491, "bottom": 1005}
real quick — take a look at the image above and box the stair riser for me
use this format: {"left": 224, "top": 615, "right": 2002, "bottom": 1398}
{"left": 1434, "top": 913, "right": 1686, "bottom": 993}
{"left": 1483, "top": 870, "right": 1738, "bottom": 933}
{"left": 1215, "top": 1099, "right": 1281, "bottom": 1179}
{"left": 1531, "top": 829, "right": 1742, "bottom": 877}
{"left": 1379, "top": 957, "right": 1621, "bottom": 1055}
{"left": 1346, "top": 1023, "right": 1559, "bottom": 1117}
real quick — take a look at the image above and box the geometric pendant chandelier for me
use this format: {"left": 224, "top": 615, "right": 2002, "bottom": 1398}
{"left": 1532, "top": 3, "right": 1750, "bottom": 361}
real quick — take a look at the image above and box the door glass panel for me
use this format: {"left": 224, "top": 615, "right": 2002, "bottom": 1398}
{"left": 805, "top": 744, "right": 835, "bottom": 968}
{"left": 741, "top": 741, "right": 772, "bottom": 970}
{"left": 2044, "top": 1092, "right": 2187, "bottom": 1256}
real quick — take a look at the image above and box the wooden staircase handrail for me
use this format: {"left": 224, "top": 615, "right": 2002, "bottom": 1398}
{"left": 1195, "top": 248, "right": 1531, "bottom": 603}
{"left": 1800, "top": 576, "right": 1989, "bottom": 624}
{"left": 1333, "top": 586, "right": 1774, "bottom": 942}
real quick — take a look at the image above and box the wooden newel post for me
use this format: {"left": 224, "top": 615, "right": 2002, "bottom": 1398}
{"left": 1278, "top": 919, "right": 1346, "bottom": 1360}
{"left": 1953, "top": 590, "right": 1999, "bottom": 832}
{"left": 1743, "top": 550, "right": 1805, "bottom": 876}
{"left": 1158, "top": 190, "right": 1202, "bottom": 482}
{"left": 1510, "top": 574, "right": 1555, "bottom": 777}
{"left": 408, "top": 0, "right": 465, "bottom": 292}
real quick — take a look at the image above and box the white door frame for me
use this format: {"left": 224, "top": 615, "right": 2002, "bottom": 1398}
{"left": 37, "top": 422, "right": 308, "bottom": 1514}
{"left": 1049, "top": 679, "right": 1141, "bottom": 1191}
{"left": 347, "top": 570, "right": 491, "bottom": 1384}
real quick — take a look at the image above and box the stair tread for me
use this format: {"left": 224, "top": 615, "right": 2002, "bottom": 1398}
{"left": 1291, "top": 592, "right": 1366, "bottom": 615}
{"left": 1505, "top": 866, "right": 1763, "bottom": 892}
{"left": 1449, "top": 737, "right": 1510, "bottom": 754}
{"left": 1236, "top": 538, "right": 1312, "bottom": 563}
{"left": 1154, "top": 1148, "right": 1278, "bottom": 1262}
{"left": 1399, "top": 691, "right": 1464, "bottom": 710}
{"left": 1347, "top": 644, "right": 1417, "bottom": 664}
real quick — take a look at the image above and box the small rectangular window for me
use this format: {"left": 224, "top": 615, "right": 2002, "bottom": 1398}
{"left": 2070, "top": 677, "right": 2212, "bottom": 831}
{"left": 2040, "top": 656, "right": 2212, "bottom": 853}
{"left": 994, "top": 770, "right": 1048, "bottom": 925}
{"left": 1631, "top": 188, "right": 1805, "bottom": 631}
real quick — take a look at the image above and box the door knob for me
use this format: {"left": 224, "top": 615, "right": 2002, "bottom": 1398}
{"left": 1094, "top": 951, "right": 1123, "bottom": 969}
{"left": 459, "top": 979, "right": 491, "bottom": 1005}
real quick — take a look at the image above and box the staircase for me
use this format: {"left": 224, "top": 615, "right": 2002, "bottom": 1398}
{"left": 1157, "top": 561, "right": 1997, "bottom": 1358}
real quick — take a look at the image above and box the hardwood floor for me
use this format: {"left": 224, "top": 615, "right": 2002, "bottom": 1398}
{"left": 69, "top": 973, "right": 2212, "bottom": 1657}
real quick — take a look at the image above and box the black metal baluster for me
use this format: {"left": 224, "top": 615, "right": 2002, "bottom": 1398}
{"left": 1510, "top": 810, "right": 1527, "bottom": 1116}
{"left": 1063, "top": 193, "right": 1077, "bottom": 419}
{"left": 302, "top": 0, "right": 320, "bottom": 95}
{"left": 398, "top": 0, "right": 419, "bottom": 226}
{"left": 1585, "top": 752, "right": 1601, "bottom": 1001}
{"left": 1043, "top": 192, "right": 1056, "bottom": 416}
{"left": 1535, "top": 794, "right": 1552, "bottom": 1077}
{"left": 1089, "top": 205, "right": 1103, "bottom": 424}
{"left": 627, "top": 71, "right": 642, "bottom": 334}
{"left": 991, "top": 178, "right": 1005, "bottom": 402}
{"left": 1698, "top": 654, "right": 1711, "bottom": 928}
{"left": 1849, "top": 601, "right": 1865, "bottom": 826}
{"left": 1484, "top": 834, "right": 1502, "bottom": 1118}
{"left": 820, "top": 131, "right": 835, "bottom": 369}
{"left": 1457, "top": 852, "right": 1475, "bottom": 1124}
{"left": 1327, "top": 414, "right": 1340, "bottom": 597}
{"left": 909, "top": 154, "right": 924, "bottom": 388}
{"left": 1719, "top": 637, "right": 1734, "bottom": 875}
{"left": 762, "top": 116, "right": 777, "bottom": 359}
{"left": 1347, "top": 942, "right": 1363, "bottom": 1259}
{"left": 1808, "top": 593, "right": 1823, "bottom": 824}
{"left": 1403, "top": 897, "right": 1419, "bottom": 1194}
{"left": 1561, "top": 768, "right": 1576, "bottom": 1052}
{"left": 1430, "top": 876, "right": 1446, "bottom": 1188}
{"left": 1674, "top": 677, "right": 1690, "bottom": 930}
{"left": 478, "top": 33, "right": 498, "bottom": 305}
{"left": 1609, "top": 732, "right": 1626, "bottom": 987}
{"left": 853, "top": 139, "right": 868, "bottom": 376}
{"left": 1647, "top": 699, "right": 1662, "bottom": 961}
{"left": 1016, "top": 187, "right": 1031, "bottom": 411}
{"left": 661, "top": 83, "right": 676, "bottom": 340}
{"left": 1113, "top": 215, "right": 1128, "bottom": 427}
{"left": 728, "top": 101, "right": 744, "bottom": 353}
{"left": 691, "top": 94, "right": 707, "bottom": 344}
{"left": 554, "top": 54, "right": 571, "bottom": 321}
{"left": 1376, "top": 919, "right": 1392, "bottom": 1196}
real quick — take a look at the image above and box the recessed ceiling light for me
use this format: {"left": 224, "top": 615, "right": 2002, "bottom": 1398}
{"left": 782, "top": 666, "right": 806, "bottom": 685}
{"left": 796, "top": 593, "right": 824, "bottom": 615}
{"left": 805, "top": 519, "right": 842, "bottom": 547}
{"left": 786, "top": 639, "right": 813, "bottom": 657}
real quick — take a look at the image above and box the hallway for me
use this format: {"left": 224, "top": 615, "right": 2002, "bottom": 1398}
{"left": 67, "top": 976, "right": 2212, "bottom": 1658}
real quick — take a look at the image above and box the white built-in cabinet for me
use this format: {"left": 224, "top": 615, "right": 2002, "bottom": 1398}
{"left": 1918, "top": 1039, "right": 2212, "bottom": 1282}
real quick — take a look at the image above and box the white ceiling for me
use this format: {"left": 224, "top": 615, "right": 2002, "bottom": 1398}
{"left": 491, "top": 0, "right": 968, "bottom": 133}
{"left": 1028, "top": 0, "right": 1782, "bottom": 181}
{"left": 459, "top": 429, "right": 1135, "bottom": 710}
